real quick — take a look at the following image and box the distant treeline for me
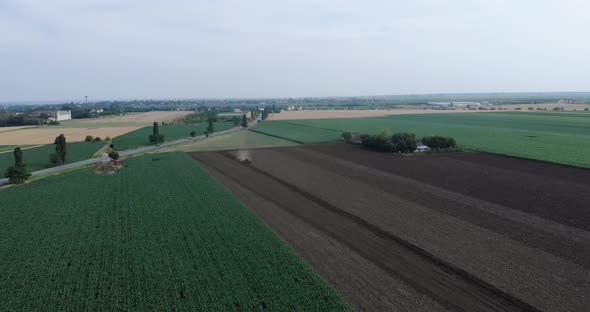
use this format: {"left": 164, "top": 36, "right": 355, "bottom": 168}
{"left": 3, "top": 92, "right": 590, "bottom": 120}
{"left": 0, "top": 115, "right": 41, "bottom": 127}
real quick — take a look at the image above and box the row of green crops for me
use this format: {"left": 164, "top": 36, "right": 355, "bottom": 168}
{"left": 113, "top": 122, "right": 235, "bottom": 151}
{"left": 0, "top": 142, "right": 104, "bottom": 173}
{"left": 252, "top": 112, "right": 590, "bottom": 168}
{"left": 0, "top": 152, "right": 349, "bottom": 311}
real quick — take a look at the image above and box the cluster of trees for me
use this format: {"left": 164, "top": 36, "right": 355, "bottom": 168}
{"left": 261, "top": 105, "right": 281, "bottom": 120}
{"left": 355, "top": 130, "right": 456, "bottom": 153}
{"left": 181, "top": 111, "right": 217, "bottom": 124}
{"left": 421, "top": 136, "right": 456, "bottom": 150}
{"left": 0, "top": 115, "right": 41, "bottom": 127}
{"left": 84, "top": 135, "right": 110, "bottom": 142}
{"left": 359, "top": 131, "right": 417, "bottom": 153}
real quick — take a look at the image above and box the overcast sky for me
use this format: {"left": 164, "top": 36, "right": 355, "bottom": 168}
{"left": 1, "top": 0, "right": 589, "bottom": 102}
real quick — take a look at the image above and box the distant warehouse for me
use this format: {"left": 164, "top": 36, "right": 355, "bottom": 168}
{"left": 427, "top": 102, "right": 481, "bottom": 108}
{"left": 30, "top": 110, "right": 72, "bottom": 122}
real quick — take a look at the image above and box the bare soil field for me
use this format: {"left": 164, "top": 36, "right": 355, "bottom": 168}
{"left": 190, "top": 144, "right": 590, "bottom": 312}
{"left": 163, "top": 130, "right": 297, "bottom": 152}
{"left": 0, "top": 126, "right": 141, "bottom": 145}
{"left": 267, "top": 109, "right": 518, "bottom": 120}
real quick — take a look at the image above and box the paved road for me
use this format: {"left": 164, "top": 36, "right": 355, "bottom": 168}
{"left": 0, "top": 126, "right": 244, "bottom": 185}
{"left": 248, "top": 114, "right": 262, "bottom": 128}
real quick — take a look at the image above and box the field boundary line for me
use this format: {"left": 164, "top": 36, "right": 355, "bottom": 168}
{"left": 0, "top": 144, "right": 44, "bottom": 154}
{"left": 249, "top": 129, "right": 306, "bottom": 144}
{"left": 474, "top": 150, "right": 590, "bottom": 170}
{"left": 274, "top": 121, "right": 345, "bottom": 133}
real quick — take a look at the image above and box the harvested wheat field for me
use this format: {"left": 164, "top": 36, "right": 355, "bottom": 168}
{"left": 190, "top": 143, "right": 590, "bottom": 312}
{"left": 0, "top": 127, "right": 141, "bottom": 145}
{"left": 76, "top": 111, "right": 192, "bottom": 125}
{"left": 0, "top": 126, "right": 32, "bottom": 133}
{"left": 267, "top": 109, "right": 517, "bottom": 120}
{"left": 497, "top": 103, "right": 590, "bottom": 110}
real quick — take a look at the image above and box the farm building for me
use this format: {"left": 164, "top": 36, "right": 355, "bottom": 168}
{"left": 427, "top": 102, "right": 481, "bottom": 108}
{"left": 55, "top": 110, "right": 72, "bottom": 121}
{"left": 30, "top": 110, "right": 72, "bottom": 121}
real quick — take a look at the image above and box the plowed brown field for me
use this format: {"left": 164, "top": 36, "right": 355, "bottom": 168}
{"left": 189, "top": 144, "right": 590, "bottom": 312}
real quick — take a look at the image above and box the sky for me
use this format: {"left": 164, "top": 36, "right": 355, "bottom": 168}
{"left": 1, "top": 0, "right": 589, "bottom": 102}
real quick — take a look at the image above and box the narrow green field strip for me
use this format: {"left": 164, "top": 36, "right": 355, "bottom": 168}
{"left": 0, "top": 142, "right": 104, "bottom": 173}
{"left": 251, "top": 122, "right": 340, "bottom": 144}
{"left": 113, "top": 122, "right": 235, "bottom": 151}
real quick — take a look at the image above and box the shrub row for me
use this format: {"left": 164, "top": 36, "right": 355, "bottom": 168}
{"left": 359, "top": 130, "right": 417, "bottom": 153}
{"left": 421, "top": 135, "right": 456, "bottom": 150}
{"left": 85, "top": 136, "right": 111, "bottom": 142}
{"left": 355, "top": 131, "right": 456, "bottom": 153}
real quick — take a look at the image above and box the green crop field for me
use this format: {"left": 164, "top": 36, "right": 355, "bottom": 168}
{"left": 0, "top": 152, "right": 348, "bottom": 311}
{"left": 0, "top": 142, "right": 104, "bottom": 173}
{"left": 252, "top": 112, "right": 590, "bottom": 168}
{"left": 168, "top": 130, "right": 298, "bottom": 152}
{"left": 113, "top": 122, "right": 235, "bottom": 151}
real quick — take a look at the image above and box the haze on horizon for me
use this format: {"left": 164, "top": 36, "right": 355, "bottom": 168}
{"left": 1, "top": 0, "right": 589, "bottom": 102}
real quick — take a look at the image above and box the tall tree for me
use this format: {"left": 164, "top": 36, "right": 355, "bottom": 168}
{"left": 153, "top": 122, "right": 159, "bottom": 136}
{"left": 242, "top": 114, "right": 247, "bottom": 128}
{"left": 149, "top": 122, "right": 164, "bottom": 144}
{"left": 4, "top": 148, "right": 31, "bottom": 184}
{"left": 14, "top": 147, "right": 23, "bottom": 167}
{"left": 207, "top": 118, "right": 214, "bottom": 133}
{"left": 54, "top": 134, "right": 67, "bottom": 163}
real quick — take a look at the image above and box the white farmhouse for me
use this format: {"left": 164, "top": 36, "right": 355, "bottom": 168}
{"left": 56, "top": 110, "right": 72, "bottom": 121}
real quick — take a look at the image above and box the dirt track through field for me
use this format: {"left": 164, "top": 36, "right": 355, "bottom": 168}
{"left": 189, "top": 144, "right": 590, "bottom": 312}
